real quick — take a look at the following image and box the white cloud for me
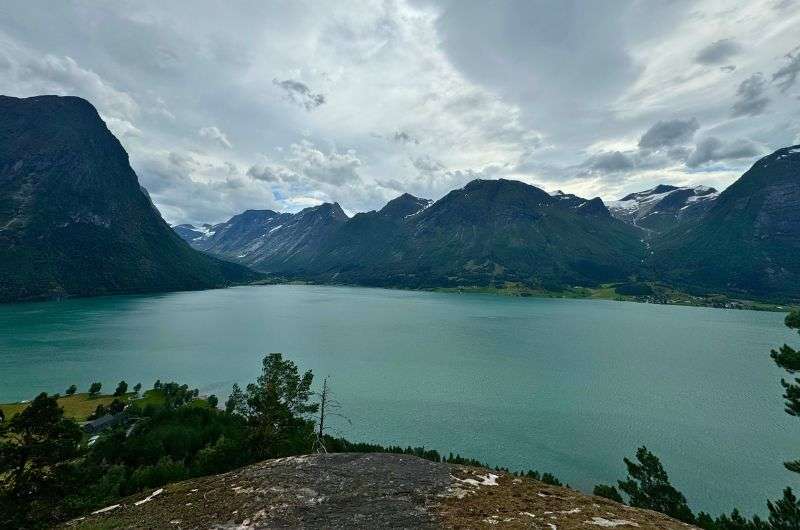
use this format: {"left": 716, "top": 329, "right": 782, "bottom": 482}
{"left": 199, "top": 126, "right": 233, "bottom": 149}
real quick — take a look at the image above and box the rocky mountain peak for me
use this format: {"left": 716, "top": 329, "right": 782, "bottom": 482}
{"left": 608, "top": 184, "right": 719, "bottom": 233}
{"left": 379, "top": 193, "right": 433, "bottom": 219}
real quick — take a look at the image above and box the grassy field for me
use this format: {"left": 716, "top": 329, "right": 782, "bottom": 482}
{"left": 1, "top": 387, "right": 215, "bottom": 424}
{"left": 0, "top": 392, "right": 135, "bottom": 422}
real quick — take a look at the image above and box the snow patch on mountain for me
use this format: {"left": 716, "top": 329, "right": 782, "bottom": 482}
{"left": 607, "top": 184, "right": 718, "bottom": 233}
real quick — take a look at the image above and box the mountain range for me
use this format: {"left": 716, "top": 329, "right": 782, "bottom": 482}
{"left": 0, "top": 95, "right": 260, "bottom": 303}
{"left": 179, "top": 179, "right": 647, "bottom": 289}
{"left": 178, "top": 147, "right": 800, "bottom": 302}
{"left": 3, "top": 95, "right": 798, "bottom": 303}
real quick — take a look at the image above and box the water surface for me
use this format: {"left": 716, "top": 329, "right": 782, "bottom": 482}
{"left": 0, "top": 285, "right": 796, "bottom": 515}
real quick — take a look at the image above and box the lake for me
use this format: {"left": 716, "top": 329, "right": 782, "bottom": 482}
{"left": 0, "top": 284, "right": 796, "bottom": 515}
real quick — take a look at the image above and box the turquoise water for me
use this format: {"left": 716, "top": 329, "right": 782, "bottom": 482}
{"left": 0, "top": 285, "right": 797, "bottom": 515}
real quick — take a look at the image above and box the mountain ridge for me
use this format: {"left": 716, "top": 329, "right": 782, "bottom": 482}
{"left": 176, "top": 147, "right": 800, "bottom": 302}
{"left": 0, "top": 95, "right": 260, "bottom": 303}
{"left": 179, "top": 177, "right": 647, "bottom": 289}
{"left": 653, "top": 145, "right": 800, "bottom": 300}
{"left": 607, "top": 184, "right": 719, "bottom": 233}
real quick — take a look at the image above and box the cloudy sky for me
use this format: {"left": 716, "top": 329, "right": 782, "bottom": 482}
{"left": 1, "top": 0, "right": 799, "bottom": 224}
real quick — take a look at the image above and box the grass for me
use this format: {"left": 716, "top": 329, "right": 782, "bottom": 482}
{"left": 1, "top": 392, "right": 135, "bottom": 422}
{"left": 1, "top": 388, "right": 214, "bottom": 424}
{"left": 135, "top": 389, "right": 166, "bottom": 409}
{"left": 588, "top": 284, "right": 620, "bottom": 299}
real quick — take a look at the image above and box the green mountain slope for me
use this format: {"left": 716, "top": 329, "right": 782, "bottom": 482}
{"left": 653, "top": 145, "right": 800, "bottom": 301}
{"left": 0, "top": 95, "right": 260, "bottom": 302}
{"left": 238, "top": 179, "right": 646, "bottom": 288}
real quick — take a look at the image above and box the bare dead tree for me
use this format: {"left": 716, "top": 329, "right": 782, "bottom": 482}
{"left": 314, "top": 376, "right": 350, "bottom": 453}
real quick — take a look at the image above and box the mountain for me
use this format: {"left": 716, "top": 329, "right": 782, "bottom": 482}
{"left": 172, "top": 223, "right": 215, "bottom": 245}
{"left": 0, "top": 95, "right": 260, "bottom": 303}
{"left": 653, "top": 145, "right": 800, "bottom": 300}
{"left": 181, "top": 210, "right": 292, "bottom": 256}
{"left": 607, "top": 184, "right": 718, "bottom": 233}
{"left": 314, "top": 179, "right": 646, "bottom": 288}
{"left": 377, "top": 192, "right": 433, "bottom": 219}
{"left": 180, "top": 204, "right": 348, "bottom": 271}
{"left": 180, "top": 179, "right": 646, "bottom": 289}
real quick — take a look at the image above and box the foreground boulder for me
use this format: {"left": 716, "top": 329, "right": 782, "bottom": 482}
{"left": 66, "top": 453, "right": 694, "bottom": 529}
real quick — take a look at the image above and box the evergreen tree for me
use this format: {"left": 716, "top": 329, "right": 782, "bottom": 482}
{"left": 225, "top": 383, "right": 244, "bottom": 414}
{"left": 768, "top": 310, "right": 800, "bottom": 520}
{"left": 0, "top": 393, "right": 82, "bottom": 491}
{"left": 207, "top": 395, "right": 219, "bottom": 408}
{"left": 133, "top": 382, "right": 142, "bottom": 394}
{"left": 696, "top": 509, "right": 768, "bottom": 530}
{"left": 65, "top": 385, "right": 77, "bottom": 396}
{"left": 88, "top": 382, "right": 102, "bottom": 396}
{"left": 768, "top": 487, "right": 800, "bottom": 529}
{"left": 617, "top": 446, "right": 695, "bottom": 523}
{"left": 227, "top": 353, "right": 318, "bottom": 458}
{"left": 593, "top": 483, "right": 623, "bottom": 502}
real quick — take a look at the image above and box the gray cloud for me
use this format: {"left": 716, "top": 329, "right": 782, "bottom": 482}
{"left": 273, "top": 78, "right": 326, "bottom": 110}
{"left": 731, "top": 73, "right": 770, "bottom": 117}
{"left": 247, "top": 164, "right": 300, "bottom": 184}
{"left": 1, "top": 1, "right": 797, "bottom": 221}
{"left": 638, "top": 118, "right": 699, "bottom": 150}
{"left": 667, "top": 146, "right": 692, "bottom": 161}
{"left": 686, "top": 137, "right": 762, "bottom": 167}
{"left": 773, "top": 48, "right": 800, "bottom": 93}
{"left": 586, "top": 151, "right": 635, "bottom": 173}
{"left": 695, "top": 39, "right": 741, "bottom": 65}
{"left": 720, "top": 65, "right": 736, "bottom": 73}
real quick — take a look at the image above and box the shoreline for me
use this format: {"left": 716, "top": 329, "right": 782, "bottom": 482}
{"left": 2, "top": 277, "right": 794, "bottom": 313}
{"left": 252, "top": 278, "right": 796, "bottom": 313}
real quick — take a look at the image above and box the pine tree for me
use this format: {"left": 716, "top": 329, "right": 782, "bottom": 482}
{"left": 0, "top": 393, "right": 82, "bottom": 491}
{"left": 767, "top": 310, "right": 800, "bottom": 525}
{"left": 226, "top": 353, "right": 318, "bottom": 458}
{"left": 593, "top": 484, "right": 623, "bottom": 502}
{"left": 768, "top": 488, "right": 800, "bottom": 529}
{"left": 617, "top": 446, "right": 695, "bottom": 523}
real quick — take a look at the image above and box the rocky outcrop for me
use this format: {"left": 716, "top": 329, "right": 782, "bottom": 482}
{"left": 66, "top": 453, "right": 694, "bottom": 529}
